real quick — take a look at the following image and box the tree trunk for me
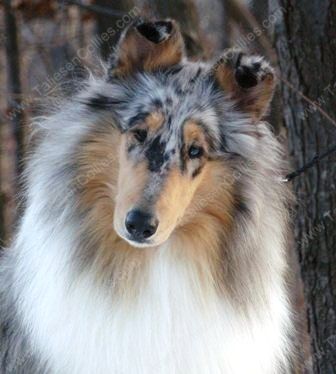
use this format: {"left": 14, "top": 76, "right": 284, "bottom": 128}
{"left": 270, "top": 1, "right": 336, "bottom": 372}
{"left": 0, "top": 159, "right": 4, "bottom": 246}
{"left": 3, "top": 0, "right": 25, "bottom": 183}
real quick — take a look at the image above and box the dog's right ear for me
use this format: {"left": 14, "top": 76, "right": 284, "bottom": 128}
{"left": 109, "top": 19, "right": 185, "bottom": 78}
{"left": 213, "top": 49, "right": 276, "bottom": 122}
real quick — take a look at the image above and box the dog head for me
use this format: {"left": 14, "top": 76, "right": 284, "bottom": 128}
{"left": 83, "top": 19, "right": 276, "bottom": 248}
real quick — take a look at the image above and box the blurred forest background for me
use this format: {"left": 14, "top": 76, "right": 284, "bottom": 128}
{"left": 1, "top": 0, "right": 336, "bottom": 372}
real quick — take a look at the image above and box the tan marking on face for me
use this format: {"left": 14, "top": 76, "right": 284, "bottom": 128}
{"left": 181, "top": 160, "right": 235, "bottom": 228}
{"left": 152, "top": 167, "right": 202, "bottom": 243}
{"left": 75, "top": 122, "right": 236, "bottom": 300}
{"left": 152, "top": 156, "right": 235, "bottom": 247}
{"left": 182, "top": 120, "right": 209, "bottom": 175}
{"left": 127, "top": 111, "right": 164, "bottom": 145}
{"left": 145, "top": 111, "right": 164, "bottom": 132}
{"left": 153, "top": 159, "right": 235, "bottom": 295}
{"left": 183, "top": 121, "right": 208, "bottom": 146}
{"left": 114, "top": 120, "right": 231, "bottom": 247}
{"left": 76, "top": 127, "right": 154, "bottom": 297}
{"left": 114, "top": 136, "right": 150, "bottom": 235}
{"left": 114, "top": 119, "right": 212, "bottom": 246}
{"left": 177, "top": 160, "right": 236, "bottom": 293}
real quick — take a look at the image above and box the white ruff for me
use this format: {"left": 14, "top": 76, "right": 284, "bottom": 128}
{"left": 15, "top": 208, "right": 290, "bottom": 374}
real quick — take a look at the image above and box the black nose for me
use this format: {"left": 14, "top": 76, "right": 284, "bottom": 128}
{"left": 125, "top": 210, "right": 159, "bottom": 241}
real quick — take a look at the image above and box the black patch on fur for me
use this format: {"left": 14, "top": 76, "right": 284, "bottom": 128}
{"left": 166, "top": 115, "right": 172, "bottom": 129}
{"left": 210, "top": 74, "right": 223, "bottom": 94}
{"left": 192, "top": 165, "right": 203, "bottom": 178}
{"left": 174, "top": 85, "right": 185, "bottom": 96}
{"left": 234, "top": 198, "right": 250, "bottom": 216}
{"left": 136, "top": 21, "right": 172, "bottom": 44}
{"left": 235, "top": 67, "right": 257, "bottom": 88}
{"left": 163, "top": 148, "right": 175, "bottom": 163}
{"left": 190, "top": 67, "right": 202, "bottom": 85}
{"left": 233, "top": 51, "right": 244, "bottom": 68}
{"left": 235, "top": 62, "right": 259, "bottom": 89}
{"left": 166, "top": 97, "right": 173, "bottom": 106}
{"left": 145, "top": 136, "right": 166, "bottom": 172}
{"left": 85, "top": 94, "right": 123, "bottom": 110}
{"left": 152, "top": 98, "right": 162, "bottom": 108}
{"left": 179, "top": 122, "right": 193, "bottom": 173}
{"left": 180, "top": 145, "right": 187, "bottom": 173}
{"left": 167, "top": 65, "right": 183, "bottom": 76}
{"left": 128, "top": 112, "right": 149, "bottom": 128}
{"left": 219, "top": 131, "right": 228, "bottom": 152}
{"left": 253, "top": 62, "right": 261, "bottom": 70}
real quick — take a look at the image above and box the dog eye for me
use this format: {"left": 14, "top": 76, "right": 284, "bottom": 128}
{"left": 188, "top": 145, "right": 203, "bottom": 159}
{"left": 133, "top": 129, "right": 147, "bottom": 143}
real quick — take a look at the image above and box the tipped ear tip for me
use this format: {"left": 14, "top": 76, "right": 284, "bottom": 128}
{"left": 135, "top": 19, "right": 177, "bottom": 44}
{"left": 235, "top": 66, "right": 259, "bottom": 88}
{"left": 110, "top": 18, "right": 184, "bottom": 77}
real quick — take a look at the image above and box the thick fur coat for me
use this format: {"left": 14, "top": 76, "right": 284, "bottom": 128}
{"left": 0, "top": 19, "right": 294, "bottom": 373}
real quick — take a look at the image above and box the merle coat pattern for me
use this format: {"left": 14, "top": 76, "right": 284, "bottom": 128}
{"left": 0, "top": 19, "right": 295, "bottom": 373}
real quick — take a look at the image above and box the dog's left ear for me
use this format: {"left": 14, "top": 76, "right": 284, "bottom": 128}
{"left": 110, "top": 19, "right": 185, "bottom": 78}
{"left": 213, "top": 49, "right": 276, "bottom": 122}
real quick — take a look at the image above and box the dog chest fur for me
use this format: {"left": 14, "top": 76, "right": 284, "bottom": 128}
{"left": 13, "top": 213, "right": 290, "bottom": 374}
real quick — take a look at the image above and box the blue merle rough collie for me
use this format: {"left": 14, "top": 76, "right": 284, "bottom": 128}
{"left": 0, "top": 19, "right": 295, "bottom": 373}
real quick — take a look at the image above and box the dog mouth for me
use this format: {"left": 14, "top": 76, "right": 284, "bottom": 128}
{"left": 122, "top": 234, "right": 156, "bottom": 249}
{"left": 113, "top": 224, "right": 158, "bottom": 249}
{"left": 114, "top": 223, "right": 174, "bottom": 249}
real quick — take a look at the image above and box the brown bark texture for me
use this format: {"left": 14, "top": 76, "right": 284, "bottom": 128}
{"left": 270, "top": 0, "right": 336, "bottom": 372}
